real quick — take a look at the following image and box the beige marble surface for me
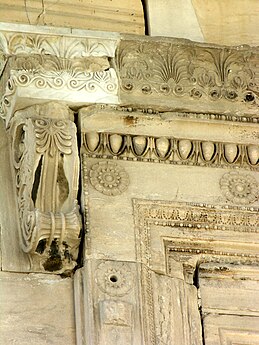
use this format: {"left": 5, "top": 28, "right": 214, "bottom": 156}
{"left": 0, "top": 272, "right": 76, "bottom": 345}
{"left": 0, "top": 0, "right": 144, "bottom": 35}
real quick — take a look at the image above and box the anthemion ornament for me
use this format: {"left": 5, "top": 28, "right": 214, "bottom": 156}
{"left": 89, "top": 161, "right": 129, "bottom": 196}
{"left": 220, "top": 171, "right": 259, "bottom": 204}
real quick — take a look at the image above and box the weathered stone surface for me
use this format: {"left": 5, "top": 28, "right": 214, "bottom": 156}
{"left": 0, "top": 118, "right": 31, "bottom": 272}
{"left": 193, "top": 0, "right": 259, "bottom": 46}
{"left": 75, "top": 261, "right": 143, "bottom": 345}
{"left": 0, "top": 272, "right": 76, "bottom": 345}
{"left": 146, "top": 0, "right": 259, "bottom": 46}
{"left": 0, "top": 23, "right": 259, "bottom": 345}
{"left": 203, "top": 314, "right": 259, "bottom": 345}
{"left": 0, "top": 0, "right": 144, "bottom": 35}
{"left": 199, "top": 263, "right": 259, "bottom": 316}
{"left": 145, "top": 0, "right": 204, "bottom": 42}
{"left": 152, "top": 272, "right": 202, "bottom": 345}
{"left": 77, "top": 105, "right": 259, "bottom": 344}
{"left": 117, "top": 37, "right": 259, "bottom": 116}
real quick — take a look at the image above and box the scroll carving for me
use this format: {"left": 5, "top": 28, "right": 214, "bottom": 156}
{"left": 83, "top": 132, "right": 259, "bottom": 170}
{"left": 10, "top": 103, "right": 81, "bottom": 272}
{"left": 0, "top": 31, "right": 118, "bottom": 124}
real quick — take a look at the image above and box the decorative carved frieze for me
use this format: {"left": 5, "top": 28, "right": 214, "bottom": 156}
{"left": 135, "top": 201, "right": 259, "bottom": 234}
{"left": 1, "top": 29, "right": 259, "bottom": 126}
{"left": 82, "top": 131, "right": 259, "bottom": 170}
{"left": 9, "top": 102, "right": 81, "bottom": 272}
{"left": 117, "top": 39, "right": 259, "bottom": 115}
{"left": 0, "top": 32, "right": 118, "bottom": 57}
{"left": 0, "top": 30, "right": 119, "bottom": 125}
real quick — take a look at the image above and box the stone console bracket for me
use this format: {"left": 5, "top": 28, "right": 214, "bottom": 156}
{"left": 9, "top": 102, "right": 81, "bottom": 273}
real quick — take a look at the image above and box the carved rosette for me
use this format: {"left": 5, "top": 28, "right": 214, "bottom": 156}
{"left": 89, "top": 161, "right": 129, "bottom": 196}
{"left": 95, "top": 261, "right": 133, "bottom": 296}
{"left": 220, "top": 171, "right": 259, "bottom": 204}
{"left": 10, "top": 103, "right": 81, "bottom": 272}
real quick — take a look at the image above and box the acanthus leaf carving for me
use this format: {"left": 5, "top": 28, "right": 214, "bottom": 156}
{"left": 10, "top": 102, "right": 81, "bottom": 273}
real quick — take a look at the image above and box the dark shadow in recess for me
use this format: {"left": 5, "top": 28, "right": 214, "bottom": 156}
{"left": 141, "top": 0, "right": 149, "bottom": 35}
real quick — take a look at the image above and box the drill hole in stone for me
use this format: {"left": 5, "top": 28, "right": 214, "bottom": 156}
{"left": 109, "top": 275, "right": 118, "bottom": 283}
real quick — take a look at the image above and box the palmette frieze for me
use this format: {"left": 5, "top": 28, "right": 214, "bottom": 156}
{"left": 0, "top": 32, "right": 118, "bottom": 57}
{"left": 0, "top": 32, "right": 119, "bottom": 123}
{"left": 1, "top": 30, "right": 259, "bottom": 124}
{"left": 82, "top": 132, "right": 259, "bottom": 170}
{"left": 117, "top": 40, "right": 259, "bottom": 108}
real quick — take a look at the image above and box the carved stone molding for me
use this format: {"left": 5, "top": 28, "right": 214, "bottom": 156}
{"left": 0, "top": 31, "right": 118, "bottom": 58}
{"left": 82, "top": 103, "right": 259, "bottom": 123}
{"left": 9, "top": 102, "right": 81, "bottom": 272}
{"left": 0, "top": 29, "right": 119, "bottom": 125}
{"left": 1, "top": 27, "right": 259, "bottom": 127}
{"left": 133, "top": 199, "right": 259, "bottom": 344}
{"left": 83, "top": 131, "right": 259, "bottom": 170}
{"left": 117, "top": 38, "right": 259, "bottom": 115}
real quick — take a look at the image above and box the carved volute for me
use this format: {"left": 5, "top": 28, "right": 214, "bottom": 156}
{"left": 9, "top": 102, "right": 81, "bottom": 273}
